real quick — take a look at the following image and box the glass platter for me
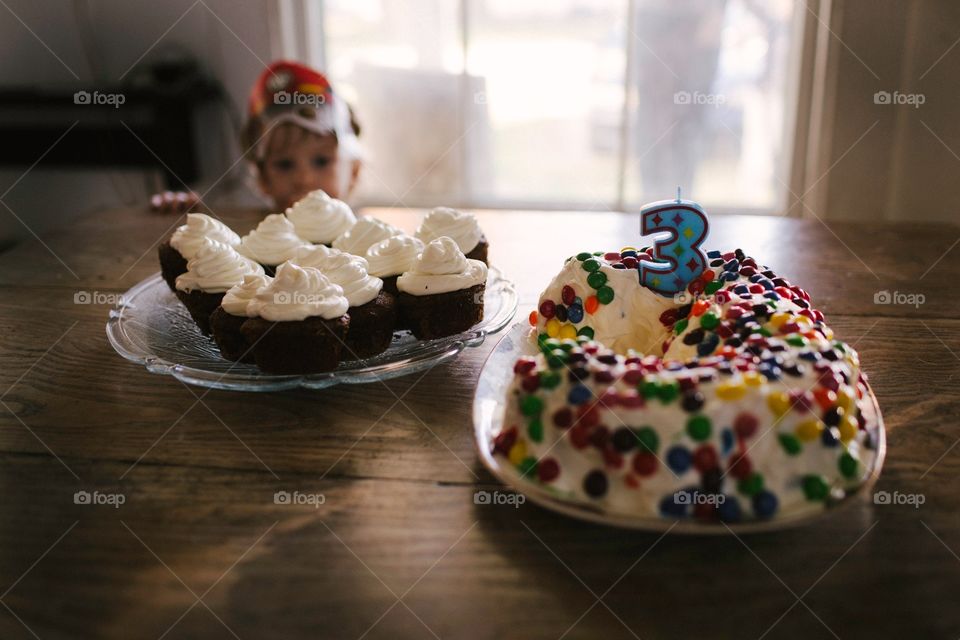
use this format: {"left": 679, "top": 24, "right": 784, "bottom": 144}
{"left": 107, "top": 267, "right": 517, "bottom": 391}
{"left": 473, "top": 322, "right": 887, "bottom": 534}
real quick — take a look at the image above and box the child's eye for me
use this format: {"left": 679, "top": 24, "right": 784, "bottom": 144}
{"left": 271, "top": 159, "right": 294, "bottom": 172}
{"left": 312, "top": 156, "right": 331, "bottom": 168}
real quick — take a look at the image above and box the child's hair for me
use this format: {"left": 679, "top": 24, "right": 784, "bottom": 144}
{"left": 241, "top": 104, "right": 362, "bottom": 168}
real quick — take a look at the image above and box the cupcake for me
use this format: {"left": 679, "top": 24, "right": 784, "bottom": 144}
{"left": 397, "top": 236, "right": 487, "bottom": 339}
{"left": 332, "top": 217, "right": 403, "bottom": 256}
{"left": 238, "top": 213, "right": 310, "bottom": 275}
{"left": 159, "top": 213, "right": 241, "bottom": 291}
{"left": 209, "top": 273, "right": 272, "bottom": 362}
{"left": 415, "top": 207, "right": 488, "bottom": 265}
{"left": 240, "top": 263, "right": 351, "bottom": 374}
{"left": 365, "top": 234, "right": 424, "bottom": 295}
{"left": 174, "top": 238, "right": 265, "bottom": 334}
{"left": 285, "top": 189, "right": 356, "bottom": 246}
{"left": 292, "top": 250, "right": 396, "bottom": 359}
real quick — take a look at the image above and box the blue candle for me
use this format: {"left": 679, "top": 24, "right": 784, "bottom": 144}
{"left": 638, "top": 191, "right": 710, "bottom": 296}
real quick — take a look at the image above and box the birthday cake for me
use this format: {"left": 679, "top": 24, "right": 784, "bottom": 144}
{"left": 491, "top": 200, "right": 880, "bottom": 523}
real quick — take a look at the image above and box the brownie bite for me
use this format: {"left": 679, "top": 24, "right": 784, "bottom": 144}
{"left": 241, "top": 315, "right": 350, "bottom": 374}
{"left": 398, "top": 284, "right": 484, "bottom": 339}
{"left": 158, "top": 241, "right": 189, "bottom": 291}
{"left": 209, "top": 273, "right": 272, "bottom": 362}
{"left": 176, "top": 289, "right": 226, "bottom": 335}
{"left": 174, "top": 238, "right": 264, "bottom": 335}
{"left": 160, "top": 213, "right": 241, "bottom": 291}
{"left": 397, "top": 236, "right": 487, "bottom": 340}
{"left": 290, "top": 249, "right": 396, "bottom": 360}
{"left": 465, "top": 235, "right": 488, "bottom": 264}
{"left": 380, "top": 275, "right": 400, "bottom": 296}
{"left": 210, "top": 308, "right": 251, "bottom": 361}
{"left": 241, "top": 262, "right": 351, "bottom": 374}
{"left": 415, "top": 207, "right": 488, "bottom": 266}
{"left": 343, "top": 290, "right": 397, "bottom": 358}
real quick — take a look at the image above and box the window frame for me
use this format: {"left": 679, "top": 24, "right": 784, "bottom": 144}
{"left": 274, "top": 0, "right": 813, "bottom": 216}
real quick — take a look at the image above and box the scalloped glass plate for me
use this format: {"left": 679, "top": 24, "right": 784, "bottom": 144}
{"left": 107, "top": 267, "right": 517, "bottom": 391}
{"left": 473, "top": 322, "right": 886, "bottom": 534}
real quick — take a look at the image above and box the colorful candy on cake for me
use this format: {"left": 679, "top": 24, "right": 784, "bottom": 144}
{"left": 491, "top": 197, "right": 881, "bottom": 524}
{"left": 157, "top": 193, "right": 490, "bottom": 374}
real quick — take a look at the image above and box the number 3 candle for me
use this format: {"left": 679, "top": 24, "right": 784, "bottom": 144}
{"left": 638, "top": 192, "right": 710, "bottom": 296}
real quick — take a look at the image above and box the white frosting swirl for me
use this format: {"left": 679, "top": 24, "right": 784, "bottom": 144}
{"left": 365, "top": 234, "right": 424, "bottom": 277}
{"left": 221, "top": 273, "right": 272, "bottom": 317}
{"left": 169, "top": 213, "right": 240, "bottom": 259}
{"left": 397, "top": 236, "right": 487, "bottom": 296}
{"left": 285, "top": 189, "right": 357, "bottom": 244}
{"left": 288, "top": 243, "right": 343, "bottom": 270}
{"left": 307, "top": 251, "right": 382, "bottom": 307}
{"left": 239, "top": 213, "right": 309, "bottom": 266}
{"left": 248, "top": 262, "right": 349, "bottom": 321}
{"left": 332, "top": 217, "right": 402, "bottom": 255}
{"left": 175, "top": 238, "right": 265, "bottom": 293}
{"left": 415, "top": 207, "right": 482, "bottom": 253}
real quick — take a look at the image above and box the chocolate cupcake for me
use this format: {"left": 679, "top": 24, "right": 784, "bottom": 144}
{"left": 285, "top": 189, "right": 356, "bottom": 246}
{"left": 291, "top": 248, "right": 396, "bottom": 359}
{"left": 365, "top": 234, "right": 424, "bottom": 295}
{"left": 159, "top": 213, "right": 241, "bottom": 291}
{"left": 415, "top": 207, "right": 488, "bottom": 265}
{"left": 174, "top": 238, "right": 265, "bottom": 334}
{"left": 240, "top": 263, "right": 351, "bottom": 374}
{"left": 238, "top": 213, "right": 310, "bottom": 275}
{"left": 397, "top": 236, "right": 487, "bottom": 339}
{"left": 209, "top": 273, "right": 272, "bottom": 362}
{"left": 332, "top": 217, "right": 403, "bottom": 256}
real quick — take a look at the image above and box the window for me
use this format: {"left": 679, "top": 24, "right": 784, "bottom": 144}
{"left": 316, "top": 0, "right": 799, "bottom": 213}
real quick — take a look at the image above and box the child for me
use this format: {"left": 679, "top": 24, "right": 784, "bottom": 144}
{"left": 151, "top": 60, "right": 362, "bottom": 213}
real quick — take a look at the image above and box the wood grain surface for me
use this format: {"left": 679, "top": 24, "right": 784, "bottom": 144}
{"left": 0, "top": 206, "right": 958, "bottom": 640}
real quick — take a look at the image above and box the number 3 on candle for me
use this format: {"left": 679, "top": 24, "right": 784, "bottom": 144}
{"left": 638, "top": 201, "right": 709, "bottom": 297}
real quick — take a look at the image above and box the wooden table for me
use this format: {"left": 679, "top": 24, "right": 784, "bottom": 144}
{"left": 1, "top": 206, "right": 959, "bottom": 640}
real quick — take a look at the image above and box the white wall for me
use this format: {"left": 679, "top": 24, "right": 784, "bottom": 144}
{"left": 0, "top": 0, "right": 277, "bottom": 248}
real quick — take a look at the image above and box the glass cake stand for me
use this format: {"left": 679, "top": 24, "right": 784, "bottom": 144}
{"left": 107, "top": 267, "right": 518, "bottom": 391}
{"left": 473, "top": 322, "right": 887, "bottom": 534}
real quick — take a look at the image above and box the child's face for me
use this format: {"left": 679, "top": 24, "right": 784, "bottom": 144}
{"left": 257, "top": 124, "right": 357, "bottom": 209}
